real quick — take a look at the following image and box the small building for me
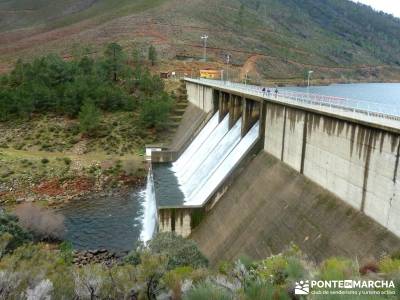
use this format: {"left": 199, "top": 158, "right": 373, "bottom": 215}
{"left": 200, "top": 69, "right": 221, "bottom": 79}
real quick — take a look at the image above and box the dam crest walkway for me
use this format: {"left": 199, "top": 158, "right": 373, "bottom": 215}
{"left": 186, "top": 78, "right": 400, "bottom": 130}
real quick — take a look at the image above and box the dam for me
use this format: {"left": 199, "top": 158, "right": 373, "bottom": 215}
{"left": 148, "top": 78, "right": 400, "bottom": 262}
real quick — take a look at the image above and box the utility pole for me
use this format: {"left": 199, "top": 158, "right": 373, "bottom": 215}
{"left": 201, "top": 34, "right": 208, "bottom": 62}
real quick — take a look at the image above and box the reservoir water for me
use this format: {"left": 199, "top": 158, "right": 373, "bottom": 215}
{"left": 285, "top": 83, "right": 400, "bottom": 107}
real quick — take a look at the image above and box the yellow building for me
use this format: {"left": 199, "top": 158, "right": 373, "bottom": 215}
{"left": 199, "top": 69, "right": 221, "bottom": 79}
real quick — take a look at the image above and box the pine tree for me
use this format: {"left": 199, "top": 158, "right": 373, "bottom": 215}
{"left": 148, "top": 45, "right": 157, "bottom": 66}
{"left": 78, "top": 101, "right": 100, "bottom": 135}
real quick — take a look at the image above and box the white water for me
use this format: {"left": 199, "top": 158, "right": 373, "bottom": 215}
{"left": 177, "top": 114, "right": 230, "bottom": 191}
{"left": 139, "top": 166, "right": 157, "bottom": 242}
{"left": 171, "top": 113, "right": 219, "bottom": 173}
{"left": 185, "top": 121, "right": 260, "bottom": 206}
{"left": 183, "top": 118, "right": 242, "bottom": 198}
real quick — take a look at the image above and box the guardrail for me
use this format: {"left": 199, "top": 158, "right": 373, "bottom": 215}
{"left": 189, "top": 78, "right": 400, "bottom": 122}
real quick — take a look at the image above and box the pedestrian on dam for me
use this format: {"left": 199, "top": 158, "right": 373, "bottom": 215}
{"left": 267, "top": 88, "right": 271, "bottom": 96}
{"left": 262, "top": 87, "right": 266, "bottom": 96}
{"left": 275, "top": 88, "right": 278, "bottom": 98}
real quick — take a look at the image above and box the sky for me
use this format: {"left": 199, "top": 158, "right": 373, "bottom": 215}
{"left": 352, "top": 0, "right": 400, "bottom": 18}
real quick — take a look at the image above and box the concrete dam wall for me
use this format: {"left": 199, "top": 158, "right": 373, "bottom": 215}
{"left": 191, "top": 151, "right": 400, "bottom": 264}
{"left": 264, "top": 103, "right": 400, "bottom": 237}
{"left": 150, "top": 78, "right": 400, "bottom": 261}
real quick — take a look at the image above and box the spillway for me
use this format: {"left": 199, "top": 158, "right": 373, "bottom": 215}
{"left": 171, "top": 112, "right": 219, "bottom": 174}
{"left": 182, "top": 118, "right": 242, "bottom": 199}
{"left": 185, "top": 121, "right": 260, "bottom": 206}
{"left": 177, "top": 114, "right": 230, "bottom": 196}
{"left": 154, "top": 108, "right": 259, "bottom": 211}
{"left": 155, "top": 110, "right": 260, "bottom": 208}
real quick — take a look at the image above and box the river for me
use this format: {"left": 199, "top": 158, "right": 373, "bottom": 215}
{"left": 57, "top": 188, "right": 146, "bottom": 253}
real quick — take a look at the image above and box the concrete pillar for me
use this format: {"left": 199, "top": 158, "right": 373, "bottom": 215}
{"left": 219, "top": 92, "right": 229, "bottom": 122}
{"left": 232, "top": 96, "right": 242, "bottom": 127}
{"left": 242, "top": 98, "right": 261, "bottom": 137}
{"left": 229, "top": 94, "right": 235, "bottom": 128}
{"left": 241, "top": 98, "right": 252, "bottom": 136}
{"left": 258, "top": 101, "right": 267, "bottom": 145}
{"left": 213, "top": 89, "right": 219, "bottom": 113}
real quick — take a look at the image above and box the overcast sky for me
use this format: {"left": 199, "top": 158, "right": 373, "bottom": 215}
{"left": 352, "top": 0, "right": 400, "bottom": 17}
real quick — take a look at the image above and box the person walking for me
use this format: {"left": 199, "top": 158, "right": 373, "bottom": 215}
{"left": 274, "top": 88, "right": 278, "bottom": 98}
{"left": 262, "top": 87, "right": 266, "bottom": 97}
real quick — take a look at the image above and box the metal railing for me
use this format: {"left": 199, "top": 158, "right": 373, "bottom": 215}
{"left": 189, "top": 78, "right": 400, "bottom": 122}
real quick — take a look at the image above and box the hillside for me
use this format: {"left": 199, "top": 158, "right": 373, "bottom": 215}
{"left": 1, "top": 0, "right": 400, "bottom": 83}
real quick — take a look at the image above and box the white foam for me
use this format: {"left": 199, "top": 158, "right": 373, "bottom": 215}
{"left": 185, "top": 121, "right": 259, "bottom": 206}
{"left": 139, "top": 166, "right": 157, "bottom": 242}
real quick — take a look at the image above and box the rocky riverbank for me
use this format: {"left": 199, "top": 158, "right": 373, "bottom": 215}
{"left": 0, "top": 172, "right": 146, "bottom": 207}
{"left": 72, "top": 249, "right": 126, "bottom": 267}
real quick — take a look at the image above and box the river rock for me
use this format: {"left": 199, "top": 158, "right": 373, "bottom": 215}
{"left": 73, "top": 249, "right": 118, "bottom": 266}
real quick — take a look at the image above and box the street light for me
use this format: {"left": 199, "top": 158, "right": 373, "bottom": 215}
{"left": 225, "top": 54, "right": 231, "bottom": 82}
{"left": 307, "top": 70, "right": 314, "bottom": 88}
{"left": 201, "top": 34, "right": 208, "bottom": 62}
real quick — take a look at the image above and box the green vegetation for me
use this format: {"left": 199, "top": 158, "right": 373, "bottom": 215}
{"left": 2, "top": 0, "right": 400, "bottom": 84}
{"left": 0, "top": 212, "right": 32, "bottom": 255}
{"left": 0, "top": 43, "right": 172, "bottom": 128}
{"left": 1, "top": 0, "right": 400, "bottom": 85}
{"left": 79, "top": 101, "right": 101, "bottom": 135}
{"left": 0, "top": 222, "right": 399, "bottom": 299}
{"left": 148, "top": 45, "right": 158, "bottom": 66}
{"left": 0, "top": 0, "right": 166, "bottom": 32}
{"left": 0, "top": 42, "right": 177, "bottom": 205}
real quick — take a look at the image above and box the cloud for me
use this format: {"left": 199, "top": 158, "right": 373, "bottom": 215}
{"left": 352, "top": 0, "right": 400, "bottom": 18}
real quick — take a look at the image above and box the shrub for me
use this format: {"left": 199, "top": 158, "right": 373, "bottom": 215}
{"left": 148, "top": 232, "right": 208, "bottom": 270}
{"left": 243, "top": 281, "right": 290, "bottom": 300}
{"left": 79, "top": 101, "right": 101, "bottom": 135}
{"left": 0, "top": 211, "right": 32, "bottom": 255}
{"left": 379, "top": 257, "right": 400, "bottom": 274}
{"left": 41, "top": 158, "right": 49, "bottom": 164}
{"left": 256, "top": 254, "right": 288, "bottom": 284}
{"left": 319, "top": 257, "right": 358, "bottom": 280}
{"left": 139, "top": 94, "right": 173, "bottom": 129}
{"left": 63, "top": 157, "right": 72, "bottom": 165}
{"left": 164, "top": 266, "right": 194, "bottom": 299}
{"left": 183, "top": 282, "right": 231, "bottom": 300}
{"left": 59, "top": 241, "right": 73, "bottom": 265}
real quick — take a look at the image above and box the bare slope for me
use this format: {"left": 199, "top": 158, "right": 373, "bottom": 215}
{"left": 1, "top": 0, "right": 400, "bottom": 81}
{"left": 191, "top": 151, "right": 400, "bottom": 265}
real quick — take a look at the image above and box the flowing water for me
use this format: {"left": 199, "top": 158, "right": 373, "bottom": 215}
{"left": 155, "top": 110, "right": 260, "bottom": 208}
{"left": 58, "top": 189, "right": 145, "bottom": 252}
{"left": 139, "top": 167, "right": 157, "bottom": 242}
{"left": 58, "top": 168, "right": 157, "bottom": 251}
{"left": 171, "top": 112, "right": 219, "bottom": 173}
{"left": 185, "top": 121, "right": 260, "bottom": 206}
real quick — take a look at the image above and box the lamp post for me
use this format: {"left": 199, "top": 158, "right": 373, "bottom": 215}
{"left": 226, "top": 54, "right": 231, "bottom": 82}
{"left": 307, "top": 70, "right": 314, "bottom": 88}
{"left": 201, "top": 34, "right": 208, "bottom": 62}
